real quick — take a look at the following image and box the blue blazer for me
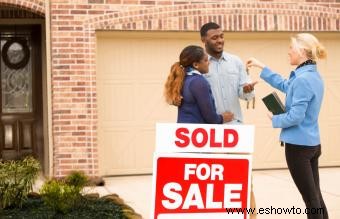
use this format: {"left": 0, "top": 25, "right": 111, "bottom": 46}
{"left": 177, "top": 71, "right": 222, "bottom": 124}
{"left": 261, "top": 64, "right": 324, "bottom": 146}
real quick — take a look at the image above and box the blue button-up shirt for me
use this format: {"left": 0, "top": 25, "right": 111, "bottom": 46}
{"left": 204, "top": 52, "right": 254, "bottom": 124}
{"left": 260, "top": 64, "right": 324, "bottom": 146}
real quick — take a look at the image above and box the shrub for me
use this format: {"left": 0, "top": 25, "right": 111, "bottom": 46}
{"left": 65, "top": 171, "right": 88, "bottom": 192}
{"left": 0, "top": 156, "right": 41, "bottom": 209}
{"left": 0, "top": 196, "right": 125, "bottom": 219}
{"left": 40, "top": 180, "right": 78, "bottom": 214}
{"left": 40, "top": 171, "right": 88, "bottom": 214}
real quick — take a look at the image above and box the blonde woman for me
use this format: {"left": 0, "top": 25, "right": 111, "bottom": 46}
{"left": 247, "top": 33, "right": 328, "bottom": 219}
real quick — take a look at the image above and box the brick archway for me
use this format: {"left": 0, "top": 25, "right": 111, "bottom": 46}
{"left": 0, "top": 0, "right": 45, "bottom": 16}
{"left": 87, "top": 3, "right": 339, "bottom": 32}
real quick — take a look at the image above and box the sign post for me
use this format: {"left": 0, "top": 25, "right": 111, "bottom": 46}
{"left": 152, "top": 123, "right": 254, "bottom": 219}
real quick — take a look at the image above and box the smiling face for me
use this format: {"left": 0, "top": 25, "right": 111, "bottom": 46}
{"left": 193, "top": 53, "right": 209, "bottom": 74}
{"left": 202, "top": 28, "right": 224, "bottom": 58}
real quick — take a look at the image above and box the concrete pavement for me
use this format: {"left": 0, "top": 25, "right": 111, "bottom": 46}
{"left": 98, "top": 168, "right": 340, "bottom": 219}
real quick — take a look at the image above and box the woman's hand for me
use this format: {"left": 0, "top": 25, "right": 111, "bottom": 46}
{"left": 246, "top": 57, "right": 266, "bottom": 70}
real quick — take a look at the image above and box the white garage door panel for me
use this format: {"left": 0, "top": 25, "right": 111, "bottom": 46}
{"left": 97, "top": 31, "right": 340, "bottom": 176}
{"left": 101, "top": 129, "right": 135, "bottom": 171}
{"left": 101, "top": 83, "right": 135, "bottom": 122}
{"left": 134, "top": 127, "right": 156, "bottom": 169}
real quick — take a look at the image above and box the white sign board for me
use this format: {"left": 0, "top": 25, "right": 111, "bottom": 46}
{"left": 155, "top": 123, "right": 254, "bottom": 153}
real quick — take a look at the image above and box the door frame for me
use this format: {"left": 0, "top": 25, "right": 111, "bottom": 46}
{"left": 0, "top": 19, "right": 52, "bottom": 176}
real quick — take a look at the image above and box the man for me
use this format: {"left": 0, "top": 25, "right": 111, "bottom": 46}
{"left": 200, "top": 22, "right": 257, "bottom": 218}
{"left": 200, "top": 22, "right": 257, "bottom": 124}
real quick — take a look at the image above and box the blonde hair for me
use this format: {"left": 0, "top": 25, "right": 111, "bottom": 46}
{"left": 291, "top": 33, "right": 327, "bottom": 60}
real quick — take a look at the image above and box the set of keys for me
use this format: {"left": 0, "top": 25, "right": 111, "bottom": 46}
{"left": 246, "top": 67, "right": 255, "bottom": 109}
{"left": 247, "top": 97, "right": 255, "bottom": 109}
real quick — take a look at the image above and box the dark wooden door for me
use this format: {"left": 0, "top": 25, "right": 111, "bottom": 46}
{"left": 0, "top": 25, "right": 43, "bottom": 162}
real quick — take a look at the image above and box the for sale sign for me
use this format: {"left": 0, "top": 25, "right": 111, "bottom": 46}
{"left": 151, "top": 153, "right": 252, "bottom": 219}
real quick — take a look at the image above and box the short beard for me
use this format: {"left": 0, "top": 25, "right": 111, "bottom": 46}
{"left": 206, "top": 45, "right": 223, "bottom": 59}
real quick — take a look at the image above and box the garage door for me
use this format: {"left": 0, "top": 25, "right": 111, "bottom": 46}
{"left": 96, "top": 31, "right": 340, "bottom": 176}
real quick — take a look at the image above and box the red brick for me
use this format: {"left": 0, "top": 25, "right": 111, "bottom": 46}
{"left": 88, "top": 0, "right": 104, "bottom": 3}
{"left": 106, "top": 0, "right": 122, "bottom": 3}
{"left": 141, "top": 0, "right": 155, "bottom": 4}
{"left": 58, "top": 4, "right": 75, "bottom": 9}
{"left": 88, "top": 10, "right": 105, "bottom": 14}
{"left": 122, "top": 0, "right": 138, "bottom": 4}
{"left": 71, "top": 10, "right": 87, "bottom": 14}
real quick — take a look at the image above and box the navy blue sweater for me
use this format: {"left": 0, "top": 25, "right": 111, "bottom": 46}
{"left": 177, "top": 73, "right": 223, "bottom": 124}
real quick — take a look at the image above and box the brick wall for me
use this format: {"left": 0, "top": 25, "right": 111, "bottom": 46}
{"left": 1, "top": 0, "right": 339, "bottom": 177}
{"left": 0, "top": 1, "right": 45, "bottom": 16}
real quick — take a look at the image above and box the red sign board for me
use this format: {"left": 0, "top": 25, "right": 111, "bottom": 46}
{"left": 151, "top": 153, "right": 251, "bottom": 219}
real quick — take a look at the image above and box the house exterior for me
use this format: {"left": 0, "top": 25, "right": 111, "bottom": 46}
{"left": 0, "top": 0, "right": 339, "bottom": 177}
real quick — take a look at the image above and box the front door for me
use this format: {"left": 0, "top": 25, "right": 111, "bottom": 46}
{"left": 0, "top": 25, "right": 43, "bottom": 162}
